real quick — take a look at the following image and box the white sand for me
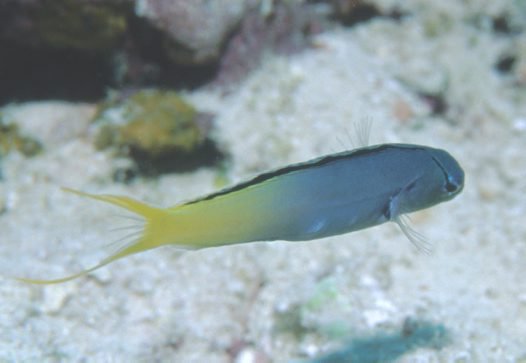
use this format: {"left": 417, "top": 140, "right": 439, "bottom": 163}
{"left": 1, "top": 3, "right": 525, "bottom": 362}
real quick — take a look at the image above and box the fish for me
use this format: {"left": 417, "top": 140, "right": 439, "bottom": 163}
{"left": 17, "top": 143, "right": 464, "bottom": 284}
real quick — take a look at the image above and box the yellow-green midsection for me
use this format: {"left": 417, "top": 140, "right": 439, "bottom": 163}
{"left": 165, "top": 187, "right": 277, "bottom": 248}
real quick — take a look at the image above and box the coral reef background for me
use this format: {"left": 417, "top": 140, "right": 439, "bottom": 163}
{"left": 0, "top": 0, "right": 525, "bottom": 361}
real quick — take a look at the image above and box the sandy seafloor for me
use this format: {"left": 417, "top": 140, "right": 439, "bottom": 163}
{"left": 1, "top": 3, "right": 526, "bottom": 363}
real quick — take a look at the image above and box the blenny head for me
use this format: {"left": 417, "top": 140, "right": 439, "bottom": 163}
{"left": 428, "top": 148, "right": 464, "bottom": 201}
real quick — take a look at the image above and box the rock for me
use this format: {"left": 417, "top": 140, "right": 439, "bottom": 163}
{"left": 0, "top": 0, "right": 131, "bottom": 52}
{"left": 135, "top": 0, "right": 254, "bottom": 64}
{"left": 93, "top": 89, "right": 220, "bottom": 175}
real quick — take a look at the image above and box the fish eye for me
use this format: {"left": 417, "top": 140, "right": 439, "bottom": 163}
{"left": 445, "top": 181, "right": 458, "bottom": 193}
{"left": 430, "top": 154, "right": 463, "bottom": 195}
{"left": 444, "top": 175, "right": 461, "bottom": 194}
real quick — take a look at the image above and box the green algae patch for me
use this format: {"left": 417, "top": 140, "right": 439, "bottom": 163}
{"left": 0, "top": 122, "right": 42, "bottom": 157}
{"left": 33, "top": 0, "right": 128, "bottom": 52}
{"left": 94, "top": 90, "right": 220, "bottom": 176}
{"left": 95, "top": 90, "right": 203, "bottom": 155}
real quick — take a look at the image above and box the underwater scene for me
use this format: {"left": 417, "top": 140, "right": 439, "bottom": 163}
{"left": 0, "top": 0, "right": 525, "bottom": 362}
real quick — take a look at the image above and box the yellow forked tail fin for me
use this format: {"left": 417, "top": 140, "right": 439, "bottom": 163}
{"left": 16, "top": 188, "right": 178, "bottom": 285}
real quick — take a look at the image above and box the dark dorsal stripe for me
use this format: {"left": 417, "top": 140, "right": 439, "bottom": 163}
{"left": 184, "top": 143, "right": 423, "bottom": 205}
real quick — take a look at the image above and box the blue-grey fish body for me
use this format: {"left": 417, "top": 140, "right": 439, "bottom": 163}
{"left": 18, "top": 143, "right": 464, "bottom": 284}
{"left": 244, "top": 144, "right": 464, "bottom": 245}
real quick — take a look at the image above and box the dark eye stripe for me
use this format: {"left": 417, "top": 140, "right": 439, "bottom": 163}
{"left": 430, "top": 156, "right": 457, "bottom": 192}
